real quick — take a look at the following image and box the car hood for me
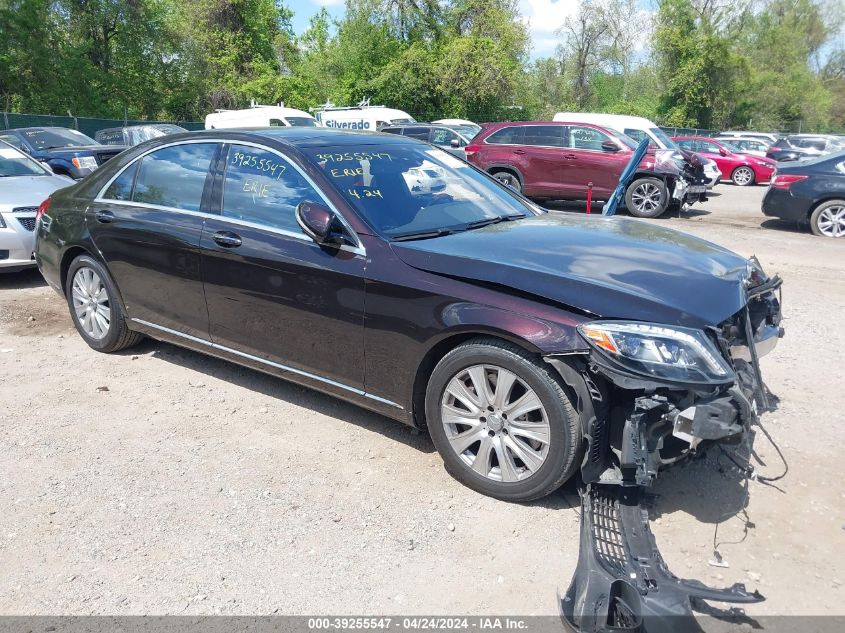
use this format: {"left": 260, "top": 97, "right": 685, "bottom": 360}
{"left": 391, "top": 214, "right": 750, "bottom": 328}
{"left": 0, "top": 175, "right": 73, "bottom": 209}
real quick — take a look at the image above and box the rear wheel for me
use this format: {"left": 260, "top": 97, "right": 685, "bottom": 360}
{"left": 66, "top": 255, "right": 143, "bottom": 352}
{"left": 731, "top": 166, "right": 755, "bottom": 186}
{"left": 625, "top": 177, "right": 668, "bottom": 218}
{"left": 491, "top": 170, "right": 521, "bottom": 192}
{"left": 425, "top": 338, "right": 581, "bottom": 502}
{"left": 810, "top": 199, "right": 845, "bottom": 238}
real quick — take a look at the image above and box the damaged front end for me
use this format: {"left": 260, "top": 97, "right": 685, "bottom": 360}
{"left": 547, "top": 260, "right": 783, "bottom": 633}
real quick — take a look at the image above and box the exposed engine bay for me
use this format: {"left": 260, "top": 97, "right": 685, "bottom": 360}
{"left": 546, "top": 259, "right": 783, "bottom": 633}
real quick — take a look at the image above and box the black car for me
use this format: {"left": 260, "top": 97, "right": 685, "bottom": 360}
{"left": 0, "top": 127, "right": 126, "bottom": 179}
{"left": 762, "top": 150, "right": 845, "bottom": 237}
{"left": 35, "top": 128, "right": 782, "bottom": 628}
{"left": 380, "top": 123, "right": 477, "bottom": 156}
{"left": 765, "top": 137, "right": 816, "bottom": 162}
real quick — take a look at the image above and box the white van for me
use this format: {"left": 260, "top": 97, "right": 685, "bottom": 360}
{"left": 312, "top": 99, "right": 415, "bottom": 131}
{"left": 205, "top": 104, "right": 318, "bottom": 130}
{"left": 553, "top": 112, "right": 722, "bottom": 188}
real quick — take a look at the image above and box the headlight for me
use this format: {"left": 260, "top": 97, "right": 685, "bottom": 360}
{"left": 578, "top": 321, "right": 734, "bottom": 384}
{"left": 71, "top": 156, "right": 98, "bottom": 170}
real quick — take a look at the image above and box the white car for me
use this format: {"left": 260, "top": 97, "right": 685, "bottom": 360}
{"left": 0, "top": 141, "right": 73, "bottom": 272}
{"left": 312, "top": 99, "right": 415, "bottom": 131}
{"left": 713, "top": 136, "right": 770, "bottom": 158}
{"left": 432, "top": 118, "right": 482, "bottom": 138}
{"left": 205, "top": 104, "right": 318, "bottom": 129}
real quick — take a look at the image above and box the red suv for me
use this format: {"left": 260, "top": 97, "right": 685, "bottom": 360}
{"left": 465, "top": 121, "right": 705, "bottom": 217}
{"left": 672, "top": 136, "right": 776, "bottom": 186}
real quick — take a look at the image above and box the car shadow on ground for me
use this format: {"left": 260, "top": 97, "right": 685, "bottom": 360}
{"left": 127, "top": 337, "right": 437, "bottom": 455}
{"left": 760, "top": 218, "right": 807, "bottom": 235}
{"left": 0, "top": 268, "right": 47, "bottom": 290}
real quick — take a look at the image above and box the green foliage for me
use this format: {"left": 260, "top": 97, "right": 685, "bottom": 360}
{"left": 0, "top": 0, "right": 841, "bottom": 131}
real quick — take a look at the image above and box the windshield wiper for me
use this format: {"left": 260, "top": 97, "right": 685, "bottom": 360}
{"left": 465, "top": 213, "right": 526, "bottom": 230}
{"left": 391, "top": 227, "right": 457, "bottom": 241}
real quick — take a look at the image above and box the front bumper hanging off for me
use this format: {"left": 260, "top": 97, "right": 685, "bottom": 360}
{"left": 557, "top": 275, "right": 782, "bottom": 632}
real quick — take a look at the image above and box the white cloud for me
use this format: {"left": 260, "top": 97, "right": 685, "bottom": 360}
{"left": 310, "top": 0, "right": 346, "bottom": 7}
{"left": 520, "top": 0, "right": 580, "bottom": 58}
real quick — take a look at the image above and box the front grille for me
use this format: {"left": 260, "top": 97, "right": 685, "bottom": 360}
{"left": 17, "top": 217, "right": 36, "bottom": 231}
{"left": 12, "top": 206, "right": 38, "bottom": 214}
{"left": 96, "top": 152, "right": 120, "bottom": 164}
{"left": 590, "top": 489, "right": 627, "bottom": 573}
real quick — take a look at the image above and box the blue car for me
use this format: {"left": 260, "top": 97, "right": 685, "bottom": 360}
{"left": 0, "top": 127, "right": 126, "bottom": 179}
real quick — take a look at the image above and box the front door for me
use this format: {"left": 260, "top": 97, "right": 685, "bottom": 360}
{"left": 200, "top": 142, "right": 366, "bottom": 390}
{"left": 563, "top": 125, "right": 629, "bottom": 199}
{"left": 86, "top": 141, "right": 219, "bottom": 338}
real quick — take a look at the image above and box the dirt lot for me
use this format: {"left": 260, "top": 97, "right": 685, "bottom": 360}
{"left": 0, "top": 184, "right": 843, "bottom": 617}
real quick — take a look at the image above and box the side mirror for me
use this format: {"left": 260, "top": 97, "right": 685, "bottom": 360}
{"left": 296, "top": 200, "right": 339, "bottom": 245}
{"left": 719, "top": 148, "right": 728, "bottom": 156}
{"left": 601, "top": 141, "right": 620, "bottom": 152}
{"left": 450, "top": 138, "right": 461, "bottom": 148}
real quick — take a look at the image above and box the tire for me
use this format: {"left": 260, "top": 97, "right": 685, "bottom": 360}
{"left": 425, "top": 337, "right": 581, "bottom": 502}
{"left": 731, "top": 166, "right": 755, "bottom": 186}
{"left": 65, "top": 254, "right": 143, "bottom": 353}
{"left": 809, "top": 199, "right": 845, "bottom": 238}
{"left": 625, "top": 177, "right": 668, "bottom": 218}
{"left": 491, "top": 170, "right": 522, "bottom": 192}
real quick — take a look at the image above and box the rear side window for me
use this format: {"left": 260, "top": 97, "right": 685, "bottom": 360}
{"left": 522, "top": 126, "right": 564, "bottom": 147}
{"left": 485, "top": 126, "right": 524, "bottom": 145}
{"left": 103, "top": 161, "right": 139, "bottom": 201}
{"left": 221, "top": 144, "right": 320, "bottom": 233}
{"left": 431, "top": 128, "right": 459, "bottom": 146}
{"left": 675, "top": 139, "right": 695, "bottom": 151}
{"left": 133, "top": 143, "right": 216, "bottom": 211}
{"left": 0, "top": 133, "right": 24, "bottom": 150}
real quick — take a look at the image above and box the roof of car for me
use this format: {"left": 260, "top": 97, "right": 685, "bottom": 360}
{"left": 193, "top": 127, "right": 415, "bottom": 148}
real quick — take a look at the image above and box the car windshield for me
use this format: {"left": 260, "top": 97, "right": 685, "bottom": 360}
{"left": 445, "top": 124, "right": 482, "bottom": 139}
{"left": 305, "top": 144, "right": 538, "bottom": 239}
{"left": 0, "top": 143, "right": 49, "bottom": 176}
{"left": 126, "top": 125, "right": 187, "bottom": 144}
{"left": 609, "top": 130, "right": 638, "bottom": 150}
{"left": 649, "top": 127, "right": 680, "bottom": 150}
{"left": 285, "top": 117, "right": 318, "bottom": 127}
{"left": 390, "top": 118, "right": 416, "bottom": 125}
{"left": 22, "top": 128, "right": 96, "bottom": 149}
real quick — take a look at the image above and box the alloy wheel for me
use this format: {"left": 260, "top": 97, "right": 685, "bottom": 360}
{"left": 494, "top": 172, "right": 520, "bottom": 191}
{"left": 440, "top": 364, "right": 550, "bottom": 482}
{"left": 732, "top": 167, "right": 754, "bottom": 186}
{"left": 71, "top": 267, "right": 111, "bottom": 340}
{"left": 631, "top": 182, "right": 662, "bottom": 213}
{"left": 816, "top": 204, "right": 845, "bottom": 237}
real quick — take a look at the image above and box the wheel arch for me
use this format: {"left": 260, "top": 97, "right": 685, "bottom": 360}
{"left": 808, "top": 196, "right": 845, "bottom": 220}
{"left": 410, "top": 328, "right": 547, "bottom": 429}
{"left": 60, "top": 246, "right": 95, "bottom": 295}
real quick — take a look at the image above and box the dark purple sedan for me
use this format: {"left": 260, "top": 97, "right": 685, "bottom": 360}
{"left": 35, "top": 128, "right": 782, "bottom": 628}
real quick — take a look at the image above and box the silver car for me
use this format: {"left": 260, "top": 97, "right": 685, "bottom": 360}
{"left": 0, "top": 141, "right": 73, "bottom": 272}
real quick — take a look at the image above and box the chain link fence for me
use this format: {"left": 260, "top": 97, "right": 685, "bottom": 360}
{"left": 0, "top": 112, "right": 203, "bottom": 138}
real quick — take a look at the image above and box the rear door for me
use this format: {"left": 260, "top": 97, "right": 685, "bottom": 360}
{"left": 87, "top": 141, "right": 218, "bottom": 338}
{"left": 519, "top": 125, "right": 569, "bottom": 196}
{"left": 199, "top": 142, "right": 366, "bottom": 390}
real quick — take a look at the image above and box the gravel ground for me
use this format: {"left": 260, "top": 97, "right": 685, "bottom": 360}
{"left": 0, "top": 184, "right": 842, "bottom": 617}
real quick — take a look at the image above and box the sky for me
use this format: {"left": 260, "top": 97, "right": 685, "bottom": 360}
{"left": 289, "top": 0, "right": 593, "bottom": 61}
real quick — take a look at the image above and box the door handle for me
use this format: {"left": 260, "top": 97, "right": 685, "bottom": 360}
{"left": 513, "top": 149, "right": 526, "bottom": 155}
{"left": 94, "top": 210, "right": 114, "bottom": 223}
{"left": 212, "top": 230, "right": 242, "bottom": 248}
{"left": 564, "top": 154, "right": 577, "bottom": 160}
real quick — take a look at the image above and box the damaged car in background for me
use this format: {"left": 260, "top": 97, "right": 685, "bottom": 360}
{"left": 34, "top": 128, "right": 783, "bottom": 632}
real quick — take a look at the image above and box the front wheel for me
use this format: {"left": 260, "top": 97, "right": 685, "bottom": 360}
{"left": 625, "top": 177, "right": 668, "bottom": 218}
{"left": 66, "top": 254, "right": 143, "bottom": 352}
{"left": 731, "top": 166, "right": 755, "bottom": 186}
{"left": 810, "top": 199, "right": 845, "bottom": 238}
{"left": 425, "top": 338, "right": 581, "bottom": 502}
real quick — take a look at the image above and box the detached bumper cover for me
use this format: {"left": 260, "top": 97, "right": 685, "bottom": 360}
{"left": 561, "top": 485, "right": 763, "bottom": 633}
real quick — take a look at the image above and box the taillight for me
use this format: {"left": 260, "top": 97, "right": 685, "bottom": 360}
{"left": 36, "top": 197, "right": 52, "bottom": 220}
{"left": 464, "top": 144, "right": 481, "bottom": 158}
{"left": 771, "top": 174, "right": 808, "bottom": 190}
